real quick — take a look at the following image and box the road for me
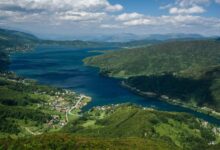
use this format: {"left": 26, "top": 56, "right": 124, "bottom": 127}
{"left": 65, "top": 95, "right": 85, "bottom": 122}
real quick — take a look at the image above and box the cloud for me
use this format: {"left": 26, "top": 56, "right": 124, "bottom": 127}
{"left": 176, "top": 0, "right": 210, "bottom": 7}
{"left": 115, "top": 13, "right": 156, "bottom": 26}
{"left": 0, "top": 0, "right": 123, "bottom": 13}
{"left": 59, "top": 11, "right": 106, "bottom": 22}
{"left": 106, "top": 4, "right": 123, "bottom": 12}
{"left": 0, "top": 0, "right": 123, "bottom": 23}
{"left": 169, "top": 5, "right": 206, "bottom": 14}
{"left": 116, "top": 13, "right": 143, "bottom": 21}
{"left": 123, "top": 19, "right": 155, "bottom": 26}
{"left": 100, "top": 24, "right": 122, "bottom": 28}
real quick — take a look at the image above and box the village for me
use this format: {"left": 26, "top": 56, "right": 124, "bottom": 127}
{"left": 43, "top": 90, "right": 91, "bottom": 129}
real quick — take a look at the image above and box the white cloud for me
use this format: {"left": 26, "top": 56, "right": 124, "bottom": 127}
{"left": 59, "top": 11, "right": 106, "bottom": 21}
{"left": 106, "top": 4, "right": 123, "bottom": 12}
{"left": 123, "top": 18, "right": 155, "bottom": 26}
{"left": 176, "top": 0, "right": 210, "bottom": 7}
{"left": 0, "top": 0, "right": 123, "bottom": 12}
{"left": 169, "top": 5, "right": 206, "bottom": 14}
{"left": 116, "top": 13, "right": 143, "bottom": 21}
{"left": 0, "top": 0, "right": 123, "bottom": 23}
{"left": 115, "top": 13, "right": 156, "bottom": 26}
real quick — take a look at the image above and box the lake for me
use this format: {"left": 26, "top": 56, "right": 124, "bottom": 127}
{"left": 10, "top": 45, "right": 220, "bottom": 126}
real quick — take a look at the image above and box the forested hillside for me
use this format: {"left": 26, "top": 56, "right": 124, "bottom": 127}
{"left": 84, "top": 40, "right": 220, "bottom": 113}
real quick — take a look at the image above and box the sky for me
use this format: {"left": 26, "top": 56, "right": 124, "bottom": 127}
{"left": 0, "top": 0, "right": 220, "bottom": 39}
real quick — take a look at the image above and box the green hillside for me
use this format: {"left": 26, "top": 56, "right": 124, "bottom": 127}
{"left": 84, "top": 40, "right": 220, "bottom": 78}
{"left": 63, "top": 104, "right": 220, "bottom": 150}
{"left": 1, "top": 104, "right": 220, "bottom": 150}
{"left": 84, "top": 40, "right": 220, "bottom": 113}
{"left": 0, "top": 134, "right": 179, "bottom": 150}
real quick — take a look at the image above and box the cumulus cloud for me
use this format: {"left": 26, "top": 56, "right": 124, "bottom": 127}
{"left": 0, "top": 0, "right": 123, "bottom": 23}
{"left": 0, "top": 0, "right": 123, "bottom": 12}
{"left": 169, "top": 5, "right": 206, "bottom": 14}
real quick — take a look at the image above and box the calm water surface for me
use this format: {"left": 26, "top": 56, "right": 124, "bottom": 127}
{"left": 9, "top": 45, "right": 220, "bottom": 126}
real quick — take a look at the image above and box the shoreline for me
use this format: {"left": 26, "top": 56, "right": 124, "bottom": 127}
{"left": 121, "top": 81, "right": 220, "bottom": 120}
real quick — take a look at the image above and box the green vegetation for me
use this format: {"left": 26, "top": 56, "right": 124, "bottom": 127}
{"left": 1, "top": 104, "right": 219, "bottom": 150}
{"left": 84, "top": 40, "right": 220, "bottom": 78}
{"left": 0, "top": 134, "right": 179, "bottom": 150}
{"left": 63, "top": 104, "right": 220, "bottom": 150}
{"left": 84, "top": 40, "right": 220, "bottom": 113}
{"left": 0, "top": 73, "right": 90, "bottom": 137}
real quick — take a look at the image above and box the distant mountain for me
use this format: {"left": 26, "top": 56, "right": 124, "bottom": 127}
{"left": 144, "top": 33, "right": 204, "bottom": 41}
{"left": 52, "top": 33, "right": 204, "bottom": 42}
{"left": 87, "top": 33, "right": 205, "bottom": 42}
{"left": 90, "top": 33, "right": 145, "bottom": 42}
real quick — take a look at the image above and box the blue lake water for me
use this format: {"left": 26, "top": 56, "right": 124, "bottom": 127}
{"left": 9, "top": 45, "right": 220, "bottom": 126}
